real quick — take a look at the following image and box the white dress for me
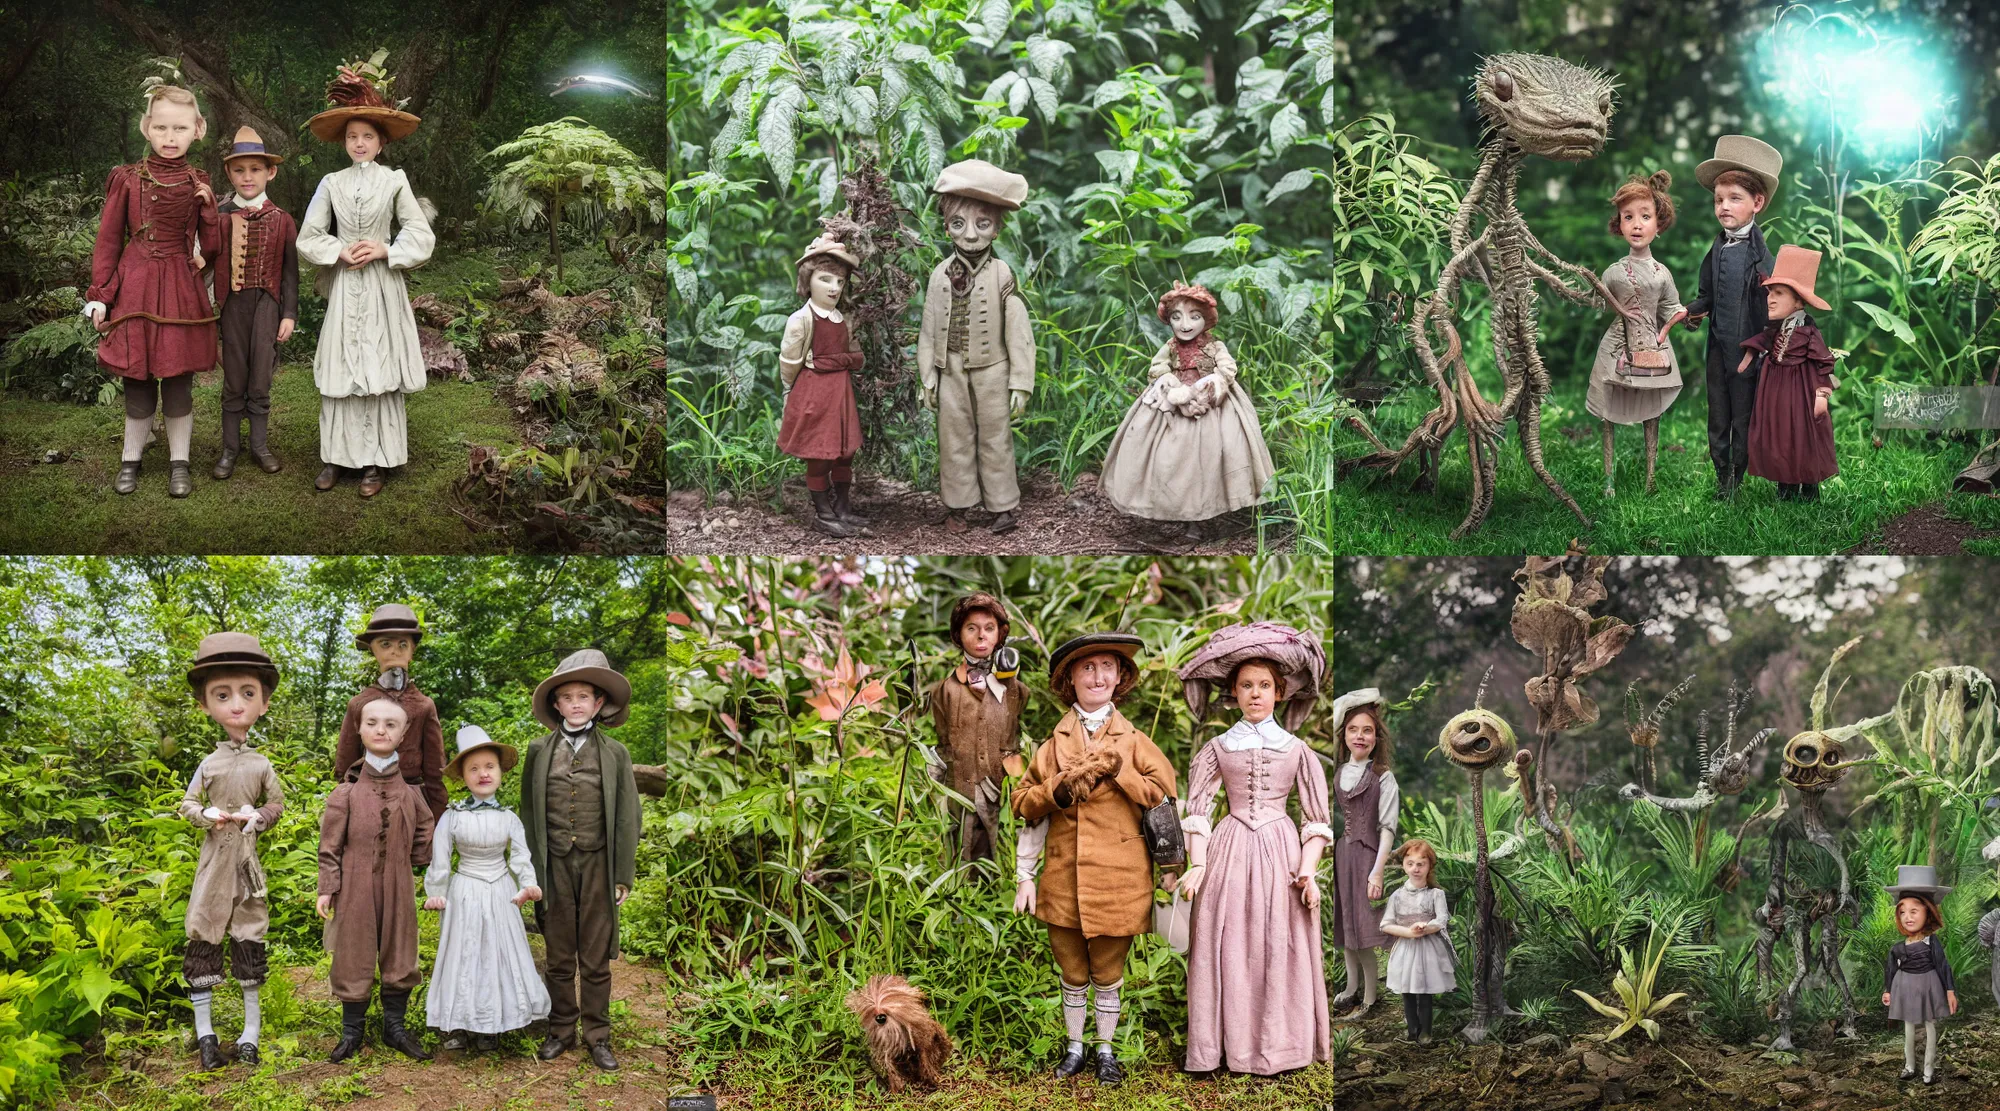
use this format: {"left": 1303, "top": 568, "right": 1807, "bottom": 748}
{"left": 1381, "top": 884, "right": 1455, "bottom": 995}
{"left": 423, "top": 803, "right": 552, "bottom": 1033}
{"left": 297, "top": 161, "right": 434, "bottom": 468}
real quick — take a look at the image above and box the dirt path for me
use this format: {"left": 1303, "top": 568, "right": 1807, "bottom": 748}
{"left": 1847, "top": 500, "right": 2000, "bottom": 555}
{"left": 646, "top": 471, "right": 1288, "bottom": 556}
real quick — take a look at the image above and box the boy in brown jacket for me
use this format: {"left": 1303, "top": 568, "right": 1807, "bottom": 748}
{"left": 210, "top": 126, "right": 298, "bottom": 478}
{"left": 333, "top": 604, "right": 447, "bottom": 820}
{"left": 929, "top": 592, "right": 1027, "bottom": 865}
{"left": 318, "top": 694, "right": 436, "bottom": 1063}
{"left": 916, "top": 159, "right": 1036, "bottom": 534}
{"left": 181, "top": 632, "right": 286, "bottom": 1071}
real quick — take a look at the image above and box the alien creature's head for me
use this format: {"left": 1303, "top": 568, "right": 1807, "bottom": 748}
{"left": 1781, "top": 730, "right": 1853, "bottom": 793}
{"left": 1474, "top": 52, "right": 1616, "bottom": 162}
{"left": 1439, "top": 708, "right": 1517, "bottom": 772}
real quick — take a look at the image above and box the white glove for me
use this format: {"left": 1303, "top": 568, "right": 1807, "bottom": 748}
{"left": 1193, "top": 372, "right": 1226, "bottom": 403}
{"left": 236, "top": 804, "right": 262, "bottom": 833}
{"left": 202, "top": 806, "right": 223, "bottom": 824}
{"left": 1013, "top": 878, "right": 1038, "bottom": 915}
{"left": 83, "top": 301, "right": 107, "bottom": 327}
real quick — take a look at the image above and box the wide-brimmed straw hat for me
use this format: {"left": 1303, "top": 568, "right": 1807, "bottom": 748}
{"left": 222, "top": 126, "right": 284, "bottom": 167}
{"left": 932, "top": 159, "right": 1029, "bottom": 211}
{"left": 354, "top": 603, "right": 424, "bottom": 651}
{"left": 187, "top": 631, "right": 280, "bottom": 694}
{"left": 532, "top": 648, "right": 632, "bottom": 729}
{"left": 1762, "top": 244, "right": 1830, "bottom": 311}
{"left": 797, "top": 234, "right": 860, "bottom": 269}
{"left": 1695, "top": 134, "right": 1782, "bottom": 199}
{"left": 1178, "top": 622, "right": 1326, "bottom": 733}
{"left": 443, "top": 723, "right": 519, "bottom": 781}
{"left": 1884, "top": 864, "right": 1952, "bottom": 901}
{"left": 1048, "top": 632, "right": 1144, "bottom": 702}
{"left": 306, "top": 58, "right": 421, "bottom": 143}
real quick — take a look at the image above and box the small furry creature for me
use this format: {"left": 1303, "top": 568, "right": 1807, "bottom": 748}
{"left": 845, "top": 975, "right": 953, "bottom": 1093}
{"left": 1053, "top": 747, "right": 1122, "bottom": 807}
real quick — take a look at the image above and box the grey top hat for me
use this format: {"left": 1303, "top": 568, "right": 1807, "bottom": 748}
{"left": 1695, "top": 135, "right": 1783, "bottom": 199}
{"left": 1885, "top": 864, "right": 1952, "bottom": 901}
{"left": 355, "top": 603, "right": 425, "bottom": 651}
{"left": 187, "top": 631, "right": 280, "bottom": 693}
{"left": 532, "top": 648, "right": 633, "bottom": 730}
{"left": 444, "top": 723, "right": 519, "bottom": 781}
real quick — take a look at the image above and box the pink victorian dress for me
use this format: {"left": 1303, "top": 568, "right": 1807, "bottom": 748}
{"left": 1181, "top": 716, "right": 1333, "bottom": 1074}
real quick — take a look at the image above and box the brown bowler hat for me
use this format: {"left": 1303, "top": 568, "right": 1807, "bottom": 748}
{"left": 1048, "top": 631, "right": 1144, "bottom": 703}
{"left": 1763, "top": 245, "right": 1830, "bottom": 311}
{"left": 187, "top": 631, "right": 280, "bottom": 694}
{"left": 532, "top": 648, "right": 632, "bottom": 729}
{"left": 933, "top": 159, "right": 1029, "bottom": 211}
{"left": 354, "top": 603, "right": 425, "bottom": 651}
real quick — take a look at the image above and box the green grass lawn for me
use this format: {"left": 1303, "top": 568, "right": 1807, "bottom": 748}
{"left": 0, "top": 367, "right": 523, "bottom": 554}
{"left": 1316, "top": 375, "right": 2000, "bottom": 555}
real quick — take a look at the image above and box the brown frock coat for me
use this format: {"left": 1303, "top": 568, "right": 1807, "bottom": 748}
{"left": 930, "top": 667, "right": 1029, "bottom": 800}
{"left": 1012, "top": 707, "right": 1177, "bottom": 939}
{"left": 317, "top": 758, "right": 435, "bottom": 1002}
{"left": 519, "top": 727, "right": 641, "bottom": 961}
{"left": 334, "top": 680, "right": 449, "bottom": 819}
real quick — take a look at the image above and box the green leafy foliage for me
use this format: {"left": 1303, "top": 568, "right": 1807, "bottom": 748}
{"left": 485, "top": 119, "right": 671, "bottom": 281}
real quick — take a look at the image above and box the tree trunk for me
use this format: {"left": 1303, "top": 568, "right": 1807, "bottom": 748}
{"left": 93, "top": 0, "right": 292, "bottom": 171}
{"left": 633, "top": 763, "right": 668, "bottom": 797}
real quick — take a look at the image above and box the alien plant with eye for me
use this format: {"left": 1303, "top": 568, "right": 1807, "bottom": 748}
{"left": 1437, "top": 694, "right": 1520, "bottom": 1045}
{"left": 1355, "top": 53, "right": 1646, "bottom": 538}
{"left": 1754, "top": 637, "right": 1874, "bottom": 1052}
{"left": 1620, "top": 680, "right": 1775, "bottom": 814}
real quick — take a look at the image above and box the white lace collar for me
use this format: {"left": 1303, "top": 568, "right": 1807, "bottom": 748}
{"left": 1073, "top": 702, "right": 1114, "bottom": 734}
{"left": 807, "top": 301, "right": 845, "bottom": 323}
{"left": 1216, "top": 715, "right": 1298, "bottom": 752}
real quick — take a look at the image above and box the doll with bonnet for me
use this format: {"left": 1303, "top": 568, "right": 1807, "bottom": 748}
{"left": 1099, "top": 282, "right": 1274, "bottom": 537}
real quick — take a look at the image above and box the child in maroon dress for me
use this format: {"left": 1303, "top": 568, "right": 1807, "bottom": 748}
{"left": 211, "top": 127, "right": 299, "bottom": 480}
{"left": 84, "top": 84, "right": 221, "bottom": 499}
{"left": 1739, "top": 245, "right": 1838, "bottom": 501}
{"left": 777, "top": 235, "right": 867, "bottom": 537}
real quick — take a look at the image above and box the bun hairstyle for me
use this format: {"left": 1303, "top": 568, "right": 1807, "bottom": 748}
{"left": 140, "top": 84, "right": 208, "bottom": 137}
{"left": 1608, "top": 170, "right": 1675, "bottom": 235}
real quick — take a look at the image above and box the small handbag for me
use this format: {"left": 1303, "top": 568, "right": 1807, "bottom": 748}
{"left": 1153, "top": 886, "right": 1192, "bottom": 953}
{"left": 1140, "top": 797, "right": 1186, "bottom": 868}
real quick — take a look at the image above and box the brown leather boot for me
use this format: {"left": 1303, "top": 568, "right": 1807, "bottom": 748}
{"left": 358, "top": 467, "right": 384, "bottom": 498}
{"left": 315, "top": 464, "right": 339, "bottom": 491}
{"left": 809, "top": 489, "right": 857, "bottom": 537}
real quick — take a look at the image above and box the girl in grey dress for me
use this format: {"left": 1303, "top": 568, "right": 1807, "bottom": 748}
{"left": 1586, "top": 172, "right": 1684, "bottom": 499}
{"left": 1883, "top": 871, "right": 1957, "bottom": 1086}
{"left": 1381, "top": 839, "right": 1453, "bottom": 1044}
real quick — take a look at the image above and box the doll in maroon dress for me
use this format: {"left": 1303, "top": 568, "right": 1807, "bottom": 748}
{"left": 777, "top": 235, "right": 868, "bottom": 537}
{"left": 1739, "top": 245, "right": 1838, "bottom": 502}
{"left": 83, "top": 84, "right": 221, "bottom": 499}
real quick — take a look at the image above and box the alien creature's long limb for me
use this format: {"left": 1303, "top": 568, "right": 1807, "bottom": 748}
{"left": 1506, "top": 302, "right": 1592, "bottom": 526}
{"left": 1771, "top": 913, "right": 1811, "bottom": 1052}
{"left": 1753, "top": 822, "right": 1792, "bottom": 984}
{"left": 1618, "top": 783, "right": 1718, "bottom": 812}
{"left": 1819, "top": 906, "right": 1862, "bottom": 1038}
{"left": 1802, "top": 793, "right": 1853, "bottom": 916}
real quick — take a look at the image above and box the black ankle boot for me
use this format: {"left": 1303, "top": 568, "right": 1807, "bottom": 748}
{"left": 330, "top": 1001, "right": 368, "bottom": 1062}
{"left": 198, "top": 1034, "right": 225, "bottom": 1070}
{"left": 381, "top": 991, "right": 431, "bottom": 1060}
{"left": 1094, "top": 1046, "right": 1124, "bottom": 1085}
{"left": 1053, "top": 1043, "right": 1087, "bottom": 1078}
{"left": 808, "top": 488, "right": 857, "bottom": 537}
{"left": 831, "top": 482, "right": 869, "bottom": 528}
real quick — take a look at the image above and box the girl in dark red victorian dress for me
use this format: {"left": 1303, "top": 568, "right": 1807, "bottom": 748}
{"left": 1740, "top": 245, "right": 1839, "bottom": 501}
{"left": 777, "top": 236, "right": 868, "bottom": 537}
{"left": 83, "top": 84, "right": 221, "bottom": 498}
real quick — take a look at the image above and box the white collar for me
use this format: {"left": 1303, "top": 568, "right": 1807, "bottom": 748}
{"left": 1216, "top": 716, "right": 1298, "bottom": 752}
{"left": 353, "top": 159, "right": 378, "bottom": 169}
{"left": 1722, "top": 220, "right": 1755, "bottom": 244}
{"left": 1074, "top": 702, "right": 1113, "bottom": 733}
{"left": 232, "top": 192, "right": 269, "bottom": 209}
{"left": 807, "top": 301, "right": 845, "bottom": 323}
{"left": 364, "top": 751, "right": 400, "bottom": 773}
{"left": 1783, "top": 308, "right": 1807, "bottom": 326}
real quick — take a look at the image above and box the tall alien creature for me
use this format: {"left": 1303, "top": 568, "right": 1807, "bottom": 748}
{"left": 1755, "top": 637, "right": 1872, "bottom": 1051}
{"left": 1356, "top": 53, "right": 1644, "bottom": 538}
{"left": 1619, "top": 681, "right": 1774, "bottom": 814}
{"left": 1437, "top": 699, "right": 1519, "bottom": 1045}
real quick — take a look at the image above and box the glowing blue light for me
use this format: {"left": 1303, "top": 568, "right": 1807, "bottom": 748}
{"left": 1753, "top": 7, "right": 1956, "bottom": 163}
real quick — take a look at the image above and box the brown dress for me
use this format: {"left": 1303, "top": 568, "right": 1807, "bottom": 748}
{"left": 776, "top": 308, "right": 864, "bottom": 460}
{"left": 334, "top": 678, "right": 449, "bottom": 820}
{"left": 318, "top": 758, "right": 435, "bottom": 1002}
{"left": 1330, "top": 763, "right": 1391, "bottom": 950}
{"left": 1743, "top": 314, "right": 1838, "bottom": 484}
{"left": 930, "top": 665, "right": 1028, "bottom": 863}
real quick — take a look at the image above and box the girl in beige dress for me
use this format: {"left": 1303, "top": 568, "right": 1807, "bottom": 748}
{"left": 1586, "top": 171, "right": 1683, "bottom": 498}
{"left": 1100, "top": 282, "right": 1273, "bottom": 538}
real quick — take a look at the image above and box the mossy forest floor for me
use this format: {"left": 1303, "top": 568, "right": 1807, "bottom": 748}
{"left": 49, "top": 955, "right": 2000, "bottom": 1111}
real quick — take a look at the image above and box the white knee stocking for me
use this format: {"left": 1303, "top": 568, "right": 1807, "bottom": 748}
{"left": 240, "top": 984, "right": 261, "bottom": 1046}
{"left": 1060, "top": 981, "right": 1087, "bottom": 1048}
{"left": 1091, "top": 979, "right": 1122, "bottom": 1048}
{"left": 1925, "top": 1020, "right": 1938, "bottom": 1078}
{"left": 122, "top": 417, "right": 152, "bottom": 462}
{"left": 1905, "top": 1021, "right": 1917, "bottom": 1071}
{"left": 191, "top": 989, "right": 215, "bottom": 1039}
{"left": 165, "top": 413, "right": 194, "bottom": 463}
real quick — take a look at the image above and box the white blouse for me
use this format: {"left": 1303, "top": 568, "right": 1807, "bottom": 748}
{"left": 1338, "top": 760, "right": 1399, "bottom": 833}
